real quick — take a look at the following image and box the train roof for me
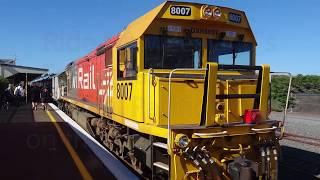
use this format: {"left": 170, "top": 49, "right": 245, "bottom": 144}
{"left": 116, "top": 1, "right": 256, "bottom": 47}
{"left": 64, "top": 33, "right": 120, "bottom": 70}
{"left": 76, "top": 34, "right": 120, "bottom": 65}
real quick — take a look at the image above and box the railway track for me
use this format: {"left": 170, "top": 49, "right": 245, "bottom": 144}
{"left": 283, "top": 132, "right": 320, "bottom": 147}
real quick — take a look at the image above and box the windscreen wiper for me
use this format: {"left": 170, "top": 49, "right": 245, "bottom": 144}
{"left": 232, "top": 47, "right": 236, "bottom": 66}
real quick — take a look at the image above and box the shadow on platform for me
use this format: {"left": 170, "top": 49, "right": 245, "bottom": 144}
{"left": 0, "top": 122, "right": 83, "bottom": 179}
{"left": 0, "top": 104, "right": 35, "bottom": 123}
{"left": 279, "top": 146, "right": 320, "bottom": 180}
{"left": 0, "top": 104, "right": 116, "bottom": 180}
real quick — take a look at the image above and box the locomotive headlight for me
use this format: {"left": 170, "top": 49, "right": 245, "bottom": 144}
{"left": 201, "top": 5, "right": 213, "bottom": 18}
{"left": 174, "top": 134, "right": 190, "bottom": 148}
{"left": 201, "top": 5, "right": 222, "bottom": 19}
{"left": 213, "top": 8, "right": 222, "bottom": 17}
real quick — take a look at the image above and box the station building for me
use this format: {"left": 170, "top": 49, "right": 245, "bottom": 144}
{"left": 0, "top": 58, "right": 48, "bottom": 103}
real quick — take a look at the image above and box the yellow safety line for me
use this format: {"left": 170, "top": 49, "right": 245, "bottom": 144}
{"left": 46, "top": 110, "right": 93, "bottom": 180}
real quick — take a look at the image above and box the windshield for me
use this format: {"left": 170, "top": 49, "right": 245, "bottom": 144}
{"left": 144, "top": 35, "right": 202, "bottom": 69}
{"left": 208, "top": 40, "right": 253, "bottom": 66}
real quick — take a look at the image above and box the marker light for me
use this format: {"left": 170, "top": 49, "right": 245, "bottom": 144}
{"left": 243, "top": 109, "right": 261, "bottom": 124}
{"left": 213, "top": 8, "right": 222, "bottom": 17}
{"left": 174, "top": 134, "right": 190, "bottom": 148}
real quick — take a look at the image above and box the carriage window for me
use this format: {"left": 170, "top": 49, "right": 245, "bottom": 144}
{"left": 144, "top": 35, "right": 201, "bottom": 69}
{"left": 208, "top": 40, "right": 253, "bottom": 66}
{"left": 117, "top": 42, "right": 137, "bottom": 79}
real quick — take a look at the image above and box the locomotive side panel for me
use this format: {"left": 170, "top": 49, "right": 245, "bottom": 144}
{"left": 52, "top": 75, "right": 60, "bottom": 100}
{"left": 66, "top": 63, "right": 78, "bottom": 99}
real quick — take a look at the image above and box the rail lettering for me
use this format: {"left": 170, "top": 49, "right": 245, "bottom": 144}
{"left": 78, "top": 65, "right": 96, "bottom": 90}
{"left": 117, "top": 82, "right": 132, "bottom": 100}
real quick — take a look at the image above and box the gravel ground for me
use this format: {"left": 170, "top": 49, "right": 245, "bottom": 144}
{"left": 270, "top": 112, "right": 320, "bottom": 154}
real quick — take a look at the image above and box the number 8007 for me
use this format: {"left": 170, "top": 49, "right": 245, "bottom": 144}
{"left": 170, "top": 6, "right": 191, "bottom": 16}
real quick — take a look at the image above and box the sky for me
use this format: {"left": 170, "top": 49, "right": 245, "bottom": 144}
{"left": 0, "top": 0, "right": 319, "bottom": 75}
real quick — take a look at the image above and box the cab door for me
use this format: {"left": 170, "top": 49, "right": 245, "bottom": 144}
{"left": 113, "top": 42, "right": 143, "bottom": 122}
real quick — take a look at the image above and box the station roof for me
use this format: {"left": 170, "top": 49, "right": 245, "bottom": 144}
{"left": 0, "top": 59, "right": 16, "bottom": 65}
{"left": 0, "top": 62, "right": 49, "bottom": 84}
{"left": 30, "top": 73, "right": 56, "bottom": 83}
{"left": 0, "top": 63, "right": 48, "bottom": 78}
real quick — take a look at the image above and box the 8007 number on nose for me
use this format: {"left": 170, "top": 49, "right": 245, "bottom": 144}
{"left": 170, "top": 6, "right": 191, "bottom": 16}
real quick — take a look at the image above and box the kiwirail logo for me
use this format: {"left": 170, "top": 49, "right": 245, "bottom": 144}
{"left": 77, "top": 65, "right": 96, "bottom": 90}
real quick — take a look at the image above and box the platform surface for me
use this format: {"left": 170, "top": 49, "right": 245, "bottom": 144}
{"left": 0, "top": 104, "right": 116, "bottom": 180}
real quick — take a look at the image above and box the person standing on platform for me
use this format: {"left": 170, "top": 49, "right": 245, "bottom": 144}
{"left": 14, "top": 82, "right": 25, "bottom": 106}
{"left": 30, "top": 84, "right": 40, "bottom": 110}
{"left": 2, "top": 84, "right": 14, "bottom": 110}
{"left": 40, "top": 86, "right": 50, "bottom": 110}
{"left": 5, "top": 84, "right": 14, "bottom": 100}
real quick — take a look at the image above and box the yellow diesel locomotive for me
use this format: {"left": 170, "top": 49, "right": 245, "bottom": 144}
{"left": 55, "top": 1, "right": 282, "bottom": 179}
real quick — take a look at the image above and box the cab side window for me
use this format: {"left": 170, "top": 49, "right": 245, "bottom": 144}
{"left": 117, "top": 42, "right": 137, "bottom": 79}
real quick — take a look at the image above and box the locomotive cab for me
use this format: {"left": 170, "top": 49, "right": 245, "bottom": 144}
{"left": 112, "top": 1, "right": 270, "bottom": 126}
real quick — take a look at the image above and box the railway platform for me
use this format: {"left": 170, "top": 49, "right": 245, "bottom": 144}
{"left": 0, "top": 103, "right": 138, "bottom": 180}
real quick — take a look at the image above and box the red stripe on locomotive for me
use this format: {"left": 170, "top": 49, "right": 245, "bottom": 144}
{"left": 68, "top": 35, "right": 119, "bottom": 104}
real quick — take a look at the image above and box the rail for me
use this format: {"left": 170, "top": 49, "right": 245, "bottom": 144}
{"left": 283, "top": 132, "right": 320, "bottom": 147}
{"left": 167, "top": 68, "right": 206, "bottom": 151}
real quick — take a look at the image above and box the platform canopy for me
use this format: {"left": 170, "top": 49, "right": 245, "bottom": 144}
{"left": 0, "top": 61, "right": 48, "bottom": 84}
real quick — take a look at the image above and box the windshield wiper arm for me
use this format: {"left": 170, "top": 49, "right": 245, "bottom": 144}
{"left": 232, "top": 47, "right": 236, "bottom": 66}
